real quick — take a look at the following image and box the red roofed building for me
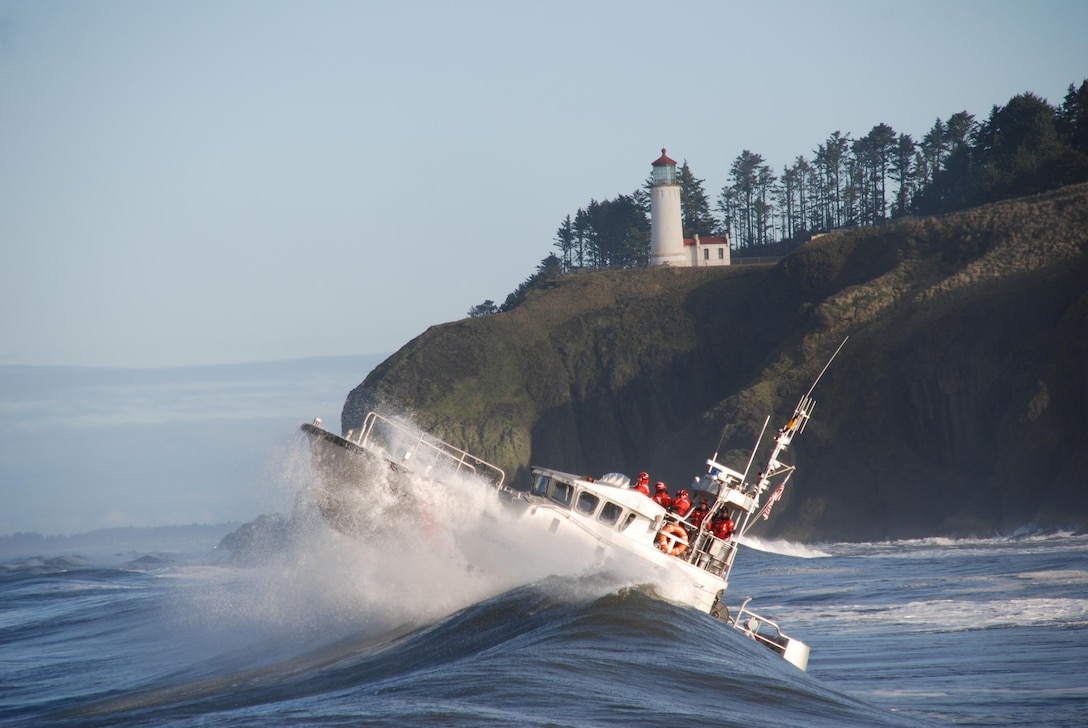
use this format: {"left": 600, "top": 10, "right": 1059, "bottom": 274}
{"left": 685, "top": 234, "right": 732, "bottom": 267}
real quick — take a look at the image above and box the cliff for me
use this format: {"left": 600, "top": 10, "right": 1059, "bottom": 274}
{"left": 342, "top": 183, "right": 1088, "bottom": 541}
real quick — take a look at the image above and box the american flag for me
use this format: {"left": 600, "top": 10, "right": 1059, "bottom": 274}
{"left": 761, "top": 482, "right": 785, "bottom": 520}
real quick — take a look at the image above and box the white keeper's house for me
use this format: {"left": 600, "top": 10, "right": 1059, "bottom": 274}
{"left": 648, "top": 148, "right": 731, "bottom": 267}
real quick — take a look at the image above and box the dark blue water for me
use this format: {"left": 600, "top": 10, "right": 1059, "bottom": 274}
{"left": 2, "top": 354, "right": 1085, "bottom": 726}
{"left": 2, "top": 521, "right": 1085, "bottom": 726}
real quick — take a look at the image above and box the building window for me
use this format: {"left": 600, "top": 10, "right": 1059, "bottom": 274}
{"left": 703, "top": 248, "right": 709, "bottom": 260}
{"left": 718, "top": 247, "right": 724, "bottom": 259}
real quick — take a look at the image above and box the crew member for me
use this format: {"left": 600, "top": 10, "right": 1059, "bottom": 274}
{"left": 670, "top": 489, "right": 692, "bottom": 517}
{"left": 690, "top": 498, "right": 711, "bottom": 529}
{"left": 710, "top": 509, "right": 735, "bottom": 539}
{"left": 653, "top": 482, "right": 672, "bottom": 508}
{"left": 634, "top": 472, "right": 651, "bottom": 496}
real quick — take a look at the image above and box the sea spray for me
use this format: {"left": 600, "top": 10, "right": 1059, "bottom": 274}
{"left": 167, "top": 442, "right": 636, "bottom": 673}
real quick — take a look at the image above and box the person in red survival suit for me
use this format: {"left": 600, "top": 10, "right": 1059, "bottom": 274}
{"left": 670, "top": 489, "right": 692, "bottom": 517}
{"left": 710, "top": 509, "right": 735, "bottom": 539}
{"left": 690, "top": 498, "right": 711, "bottom": 530}
{"left": 652, "top": 482, "right": 672, "bottom": 508}
{"left": 634, "top": 472, "right": 651, "bottom": 496}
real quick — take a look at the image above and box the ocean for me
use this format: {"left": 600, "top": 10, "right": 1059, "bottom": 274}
{"left": 3, "top": 494, "right": 1087, "bottom": 726}
{"left": 1, "top": 361, "right": 1086, "bottom": 726}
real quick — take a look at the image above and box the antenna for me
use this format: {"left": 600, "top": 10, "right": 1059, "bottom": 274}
{"left": 802, "top": 336, "right": 849, "bottom": 402}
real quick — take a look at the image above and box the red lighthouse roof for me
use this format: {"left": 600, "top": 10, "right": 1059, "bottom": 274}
{"left": 652, "top": 148, "right": 677, "bottom": 166}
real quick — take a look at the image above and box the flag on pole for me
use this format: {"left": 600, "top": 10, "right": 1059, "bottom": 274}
{"left": 761, "top": 482, "right": 785, "bottom": 520}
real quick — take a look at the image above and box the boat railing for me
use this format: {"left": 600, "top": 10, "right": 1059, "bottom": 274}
{"left": 731, "top": 597, "right": 810, "bottom": 671}
{"left": 661, "top": 513, "right": 737, "bottom": 579}
{"left": 347, "top": 411, "right": 506, "bottom": 488}
{"left": 733, "top": 598, "right": 787, "bottom": 650}
{"left": 691, "top": 531, "right": 737, "bottom": 578}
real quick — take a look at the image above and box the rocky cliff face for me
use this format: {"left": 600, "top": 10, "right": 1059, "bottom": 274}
{"left": 343, "top": 184, "right": 1088, "bottom": 541}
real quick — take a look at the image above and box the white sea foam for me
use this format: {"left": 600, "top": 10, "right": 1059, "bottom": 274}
{"left": 892, "top": 596, "right": 1088, "bottom": 631}
{"left": 739, "top": 535, "right": 832, "bottom": 558}
{"left": 168, "top": 449, "right": 607, "bottom": 657}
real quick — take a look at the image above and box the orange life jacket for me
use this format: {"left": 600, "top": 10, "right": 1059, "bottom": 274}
{"left": 711, "top": 517, "right": 735, "bottom": 539}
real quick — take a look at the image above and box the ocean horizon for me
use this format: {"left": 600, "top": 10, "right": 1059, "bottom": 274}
{"left": 0, "top": 354, "right": 386, "bottom": 537}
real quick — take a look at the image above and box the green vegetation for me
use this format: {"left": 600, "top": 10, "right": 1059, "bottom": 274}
{"left": 469, "top": 80, "right": 1088, "bottom": 318}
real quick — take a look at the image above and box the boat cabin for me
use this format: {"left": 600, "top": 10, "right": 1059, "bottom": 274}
{"left": 528, "top": 467, "right": 744, "bottom": 582}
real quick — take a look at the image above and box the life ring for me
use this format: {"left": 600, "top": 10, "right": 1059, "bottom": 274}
{"left": 657, "top": 523, "right": 689, "bottom": 556}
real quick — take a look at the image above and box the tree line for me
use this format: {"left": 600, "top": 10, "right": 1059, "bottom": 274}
{"left": 470, "top": 80, "right": 1088, "bottom": 317}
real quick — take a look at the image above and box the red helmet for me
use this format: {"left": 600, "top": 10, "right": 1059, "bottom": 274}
{"left": 678, "top": 490, "right": 688, "bottom": 497}
{"left": 655, "top": 482, "right": 667, "bottom": 491}
{"left": 639, "top": 472, "right": 648, "bottom": 479}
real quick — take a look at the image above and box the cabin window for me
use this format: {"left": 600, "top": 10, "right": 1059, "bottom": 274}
{"left": 718, "top": 247, "right": 724, "bottom": 259}
{"left": 532, "top": 474, "right": 551, "bottom": 496}
{"left": 619, "top": 513, "right": 637, "bottom": 531}
{"left": 598, "top": 502, "right": 622, "bottom": 526}
{"left": 703, "top": 248, "right": 709, "bottom": 261}
{"left": 550, "top": 481, "right": 573, "bottom": 506}
{"left": 575, "top": 492, "right": 599, "bottom": 516}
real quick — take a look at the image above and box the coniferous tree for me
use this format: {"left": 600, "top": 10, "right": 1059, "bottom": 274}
{"left": 678, "top": 161, "right": 717, "bottom": 237}
{"left": 850, "top": 136, "right": 874, "bottom": 225}
{"left": 1058, "top": 80, "right": 1088, "bottom": 154}
{"left": 868, "top": 123, "right": 898, "bottom": 222}
{"left": 554, "top": 215, "right": 575, "bottom": 271}
{"left": 716, "top": 185, "right": 738, "bottom": 241}
{"left": 572, "top": 194, "right": 650, "bottom": 269}
{"left": 947, "top": 111, "right": 977, "bottom": 153}
{"left": 890, "top": 133, "right": 917, "bottom": 217}
{"left": 917, "top": 118, "right": 949, "bottom": 187}
{"left": 755, "top": 163, "right": 777, "bottom": 246}
{"left": 778, "top": 163, "right": 801, "bottom": 240}
{"left": 913, "top": 112, "right": 978, "bottom": 214}
{"left": 724, "top": 150, "right": 773, "bottom": 248}
{"left": 814, "top": 131, "right": 851, "bottom": 229}
{"left": 572, "top": 206, "right": 591, "bottom": 269}
{"left": 976, "top": 93, "right": 1065, "bottom": 201}
{"left": 467, "top": 299, "right": 498, "bottom": 317}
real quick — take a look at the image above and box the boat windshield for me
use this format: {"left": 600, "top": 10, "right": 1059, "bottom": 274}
{"left": 532, "top": 474, "right": 550, "bottom": 496}
{"left": 551, "top": 481, "right": 574, "bottom": 506}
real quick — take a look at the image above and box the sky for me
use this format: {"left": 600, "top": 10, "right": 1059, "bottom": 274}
{"left": 2, "top": 0, "right": 1086, "bottom": 369}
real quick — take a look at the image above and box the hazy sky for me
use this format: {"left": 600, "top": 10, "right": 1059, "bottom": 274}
{"left": 3, "top": 0, "right": 1086, "bottom": 368}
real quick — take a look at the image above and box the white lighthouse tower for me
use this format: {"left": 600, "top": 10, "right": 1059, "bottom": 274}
{"left": 649, "top": 148, "right": 686, "bottom": 266}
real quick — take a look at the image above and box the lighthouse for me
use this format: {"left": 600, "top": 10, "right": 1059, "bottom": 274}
{"left": 649, "top": 148, "right": 686, "bottom": 266}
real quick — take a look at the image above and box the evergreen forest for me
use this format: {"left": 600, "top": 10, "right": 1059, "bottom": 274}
{"left": 469, "top": 80, "right": 1088, "bottom": 318}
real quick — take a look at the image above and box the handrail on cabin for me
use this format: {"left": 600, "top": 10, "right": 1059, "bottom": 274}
{"left": 355, "top": 411, "right": 506, "bottom": 488}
